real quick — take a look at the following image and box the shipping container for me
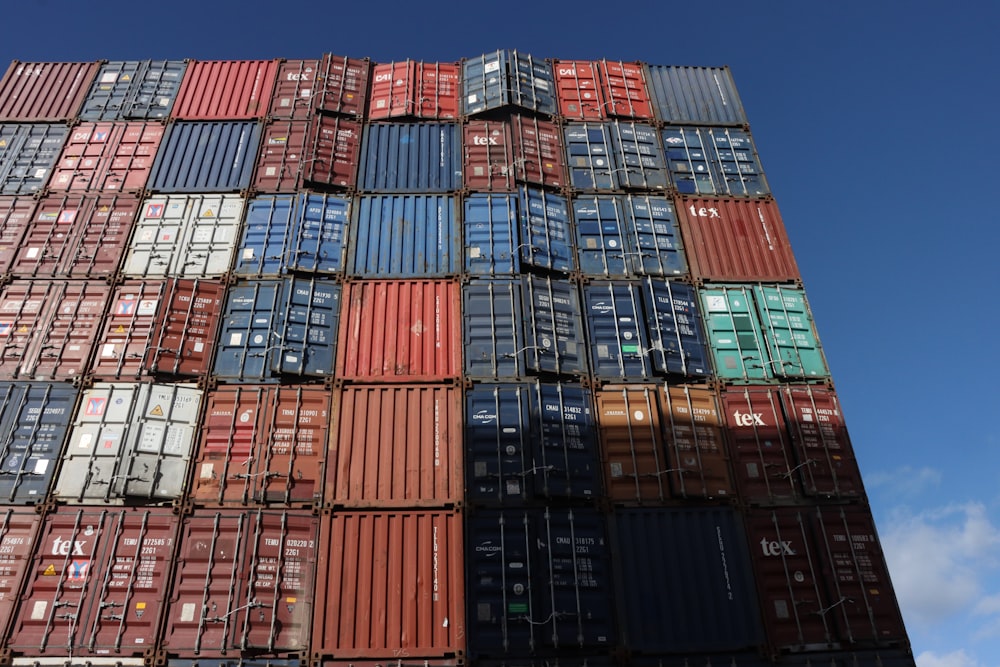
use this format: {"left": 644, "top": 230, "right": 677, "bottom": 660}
{"left": 595, "top": 385, "right": 667, "bottom": 504}
{"left": 350, "top": 195, "right": 458, "bottom": 277}
{"left": 291, "top": 192, "right": 351, "bottom": 274}
{"left": 270, "top": 59, "right": 319, "bottom": 120}
{"left": 358, "top": 123, "right": 461, "bottom": 192}
{"left": 47, "top": 122, "right": 163, "bottom": 193}
{"left": 662, "top": 126, "right": 769, "bottom": 197}
{"left": 462, "top": 50, "right": 557, "bottom": 116}
{"left": 464, "top": 194, "right": 519, "bottom": 276}
{"left": 479, "top": 660, "right": 612, "bottom": 667}
{"left": 167, "top": 661, "right": 301, "bottom": 667}
{"left": 0, "top": 61, "right": 99, "bottom": 121}
{"left": 583, "top": 281, "right": 654, "bottom": 381}
{"left": 369, "top": 61, "right": 460, "bottom": 120}
{"left": 660, "top": 385, "right": 734, "bottom": 500}
{"left": 511, "top": 115, "right": 566, "bottom": 188}
{"left": 172, "top": 60, "right": 278, "bottom": 120}
{"left": 596, "top": 60, "right": 654, "bottom": 119}
{"left": 192, "top": 385, "right": 330, "bottom": 507}
{"left": 752, "top": 285, "right": 829, "bottom": 378}
{"left": 464, "top": 121, "right": 515, "bottom": 191}
{"left": 564, "top": 122, "right": 667, "bottom": 191}
{"left": 52, "top": 382, "right": 202, "bottom": 503}
{"left": 90, "top": 279, "right": 225, "bottom": 380}
{"left": 313, "top": 511, "right": 464, "bottom": 658}
{"left": 700, "top": 284, "right": 768, "bottom": 381}
{"left": 642, "top": 278, "right": 711, "bottom": 378}
{"left": 466, "top": 508, "right": 613, "bottom": 656}
{"left": 463, "top": 280, "right": 524, "bottom": 379}
{"left": 610, "top": 507, "right": 762, "bottom": 652}
{"left": 563, "top": 123, "right": 615, "bottom": 190}
{"left": 465, "top": 382, "right": 599, "bottom": 504}
{"left": 122, "top": 194, "right": 245, "bottom": 278}
{"left": 80, "top": 60, "right": 188, "bottom": 121}
{"left": 5, "top": 507, "right": 179, "bottom": 657}
{"left": 0, "top": 124, "right": 68, "bottom": 195}
{"left": 0, "top": 508, "right": 42, "bottom": 643}
{"left": 0, "top": 197, "right": 36, "bottom": 274}
{"left": 314, "top": 53, "right": 371, "bottom": 117}
{"left": 336, "top": 280, "right": 461, "bottom": 382}
{"left": 0, "top": 383, "right": 78, "bottom": 504}
{"left": 520, "top": 275, "right": 587, "bottom": 377}
{"left": 13, "top": 194, "right": 138, "bottom": 279}
{"left": 328, "top": 384, "right": 462, "bottom": 507}
{"left": 573, "top": 196, "right": 630, "bottom": 277}
{"left": 162, "top": 509, "right": 319, "bottom": 657}
{"left": 303, "top": 115, "right": 361, "bottom": 189}
{"left": 780, "top": 650, "right": 917, "bottom": 667}
{"left": 147, "top": 121, "right": 261, "bottom": 193}
{"left": 646, "top": 65, "right": 748, "bottom": 126}
{"left": 552, "top": 60, "right": 605, "bottom": 120}
{"left": 624, "top": 195, "right": 687, "bottom": 276}
{"left": 253, "top": 120, "right": 309, "bottom": 193}
{"left": 0, "top": 280, "right": 110, "bottom": 381}
{"left": 519, "top": 188, "right": 574, "bottom": 273}
{"left": 632, "top": 656, "right": 770, "bottom": 667}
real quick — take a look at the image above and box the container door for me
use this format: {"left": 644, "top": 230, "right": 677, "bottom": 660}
{"left": 0, "top": 124, "right": 68, "bottom": 195}
{"left": 465, "top": 384, "right": 532, "bottom": 504}
{"left": 315, "top": 53, "right": 371, "bottom": 117}
{"left": 511, "top": 115, "right": 565, "bottom": 189}
{"left": 80, "top": 61, "right": 143, "bottom": 120}
{"left": 609, "top": 121, "right": 667, "bottom": 190}
{"left": 521, "top": 276, "right": 586, "bottom": 377}
{"left": 643, "top": 279, "right": 711, "bottom": 378}
{"left": 700, "top": 285, "right": 769, "bottom": 381}
{"left": 270, "top": 59, "right": 319, "bottom": 120}
{"left": 305, "top": 115, "right": 361, "bottom": 189}
{"left": 415, "top": 62, "right": 460, "bottom": 119}
{"left": 584, "top": 282, "right": 653, "bottom": 381}
{"left": 192, "top": 386, "right": 269, "bottom": 505}
{"left": 553, "top": 61, "right": 605, "bottom": 119}
{"left": 660, "top": 385, "right": 734, "bottom": 500}
{"left": 518, "top": 188, "right": 573, "bottom": 273}
{"left": 93, "top": 280, "right": 164, "bottom": 380}
{"left": 369, "top": 61, "right": 415, "bottom": 119}
{"left": 125, "top": 60, "right": 187, "bottom": 119}
{"left": 510, "top": 51, "right": 556, "bottom": 115}
{"left": 463, "top": 280, "right": 524, "bottom": 380}
{"left": 623, "top": 195, "right": 686, "bottom": 276}
{"left": 272, "top": 277, "right": 340, "bottom": 377}
{"left": 464, "top": 194, "right": 519, "bottom": 276}
{"left": 462, "top": 50, "right": 507, "bottom": 115}
{"left": 0, "top": 508, "right": 42, "bottom": 636}
{"left": 235, "top": 195, "right": 296, "bottom": 277}
{"left": 253, "top": 120, "right": 308, "bottom": 193}
{"left": 176, "top": 194, "right": 244, "bottom": 278}
{"left": 598, "top": 60, "right": 653, "bottom": 119}
{"left": 753, "top": 285, "right": 829, "bottom": 379}
{"left": 574, "top": 196, "right": 629, "bottom": 277}
{"left": 290, "top": 192, "right": 349, "bottom": 274}
{"left": 596, "top": 385, "right": 666, "bottom": 504}
{"left": 662, "top": 127, "right": 717, "bottom": 196}
{"left": 0, "top": 196, "right": 36, "bottom": 274}
{"left": 529, "top": 383, "right": 600, "bottom": 500}
{"left": 149, "top": 278, "right": 226, "bottom": 377}
{"left": 464, "top": 121, "right": 515, "bottom": 191}
{"left": 30, "top": 281, "right": 110, "bottom": 381}
{"left": 213, "top": 281, "right": 282, "bottom": 382}
{"left": 710, "top": 128, "right": 769, "bottom": 196}
{"left": 564, "top": 123, "right": 617, "bottom": 190}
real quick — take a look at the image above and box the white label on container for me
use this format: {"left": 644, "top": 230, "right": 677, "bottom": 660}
{"left": 100, "top": 72, "right": 118, "bottom": 83}
{"left": 180, "top": 603, "right": 196, "bottom": 622}
{"left": 102, "top": 344, "right": 117, "bottom": 357}
{"left": 485, "top": 62, "right": 500, "bottom": 73}
{"left": 284, "top": 354, "right": 298, "bottom": 364}
{"left": 193, "top": 341, "right": 204, "bottom": 353}
{"left": 243, "top": 248, "right": 255, "bottom": 260}
{"left": 229, "top": 333, "right": 243, "bottom": 345}
{"left": 34, "top": 169, "right": 47, "bottom": 178}
{"left": 467, "top": 94, "right": 478, "bottom": 104}
{"left": 634, "top": 410, "right": 645, "bottom": 421}
{"left": 705, "top": 296, "right": 727, "bottom": 311}
{"left": 31, "top": 601, "right": 48, "bottom": 620}
{"left": 200, "top": 463, "right": 214, "bottom": 479}
{"left": 33, "top": 458, "right": 48, "bottom": 474}
{"left": 26, "top": 247, "right": 39, "bottom": 258}
{"left": 610, "top": 462, "right": 623, "bottom": 478}
{"left": 469, "top": 247, "right": 481, "bottom": 258}
{"left": 78, "top": 433, "right": 93, "bottom": 449}
{"left": 138, "top": 300, "right": 157, "bottom": 316}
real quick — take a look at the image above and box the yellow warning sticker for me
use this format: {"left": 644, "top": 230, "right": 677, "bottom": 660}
{"left": 286, "top": 597, "right": 297, "bottom": 603}
{"left": 114, "top": 325, "right": 125, "bottom": 333}
{"left": 149, "top": 405, "right": 164, "bottom": 417}
{"left": 121, "top": 74, "right": 131, "bottom": 81}
{"left": 136, "top": 601, "right": 146, "bottom": 610}
{"left": 43, "top": 565, "right": 57, "bottom": 576}
{"left": 202, "top": 209, "right": 215, "bottom": 218}
{"left": 99, "top": 206, "right": 109, "bottom": 212}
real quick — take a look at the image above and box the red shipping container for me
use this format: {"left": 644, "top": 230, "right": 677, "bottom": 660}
{"left": 162, "top": 509, "right": 319, "bottom": 657}
{"left": 0, "top": 508, "right": 42, "bottom": 644}
{"left": 270, "top": 59, "right": 320, "bottom": 120}
{"left": 0, "top": 61, "right": 99, "bottom": 121}
{"left": 315, "top": 54, "right": 371, "bottom": 117}
{"left": 172, "top": 60, "right": 278, "bottom": 120}
{"left": 596, "top": 385, "right": 667, "bottom": 504}
{"left": 304, "top": 115, "right": 361, "bottom": 189}
{"left": 4, "top": 506, "right": 178, "bottom": 658}
{"left": 369, "top": 61, "right": 460, "bottom": 120}
{"left": 312, "top": 511, "right": 464, "bottom": 658}
{"left": 660, "top": 384, "right": 735, "bottom": 500}
{"left": 463, "top": 120, "right": 514, "bottom": 191}
{"left": 90, "top": 279, "right": 225, "bottom": 380}
{"left": 511, "top": 114, "right": 567, "bottom": 188}
{"left": 254, "top": 120, "right": 310, "bottom": 193}
{"left": 553, "top": 60, "right": 605, "bottom": 119}
{"left": 597, "top": 60, "right": 654, "bottom": 119}
{"left": 0, "top": 280, "right": 110, "bottom": 381}
{"left": 48, "top": 122, "right": 164, "bottom": 193}
{"left": 677, "top": 197, "right": 800, "bottom": 282}
{"left": 337, "top": 280, "right": 462, "bottom": 382}
{"left": 0, "top": 197, "right": 36, "bottom": 275}
{"left": 13, "top": 194, "right": 138, "bottom": 279}
{"left": 329, "top": 385, "right": 462, "bottom": 507}
{"left": 191, "top": 385, "right": 331, "bottom": 507}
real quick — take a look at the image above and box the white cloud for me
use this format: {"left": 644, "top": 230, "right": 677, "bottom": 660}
{"left": 866, "top": 465, "right": 942, "bottom": 496}
{"left": 917, "top": 649, "right": 988, "bottom": 667}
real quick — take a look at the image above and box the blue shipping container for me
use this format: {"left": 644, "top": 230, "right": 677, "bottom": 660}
{"left": 521, "top": 275, "right": 587, "bottom": 377}
{"left": 519, "top": 188, "right": 574, "bottom": 273}
{"left": 79, "top": 60, "right": 188, "bottom": 121}
{"left": 349, "top": 195, "right": 457, "bottom": 276}
{"left": 645, "top": 65, "right": 748, "bottom": 126}
{"left": 273, "top": 277, "right": 340, "bottom": 376}
{"left": 290, "top": 192, "right": 350, "bottom": 274}
{"left": 462, "top": 50, "right": 556, "bottom": 116}
{"left": 564, "top": 123, "right": 616, "bottom": 190}
{"left": 0, "top": 123, "right": 67, "bottom": 195}
{"left": 358, "top": 122, "right": 461, "bottom": 192}
{"left": 574, "top": 196, "right": 630, "bottom": 277}
{"left": 463, "top": 280, "right": 524, "bottom": 379}
{"left": 464, "top": 193, "right": 519, "bottom": 275}
{"left": 234, "top": 194, "right": 297, "bottom": 277}
{"left": 662, "top": 126, "right": 769, "bottom": 197}
{"left": 149, "top": 121, "right": 261, "bottom": 193}
{"left": 643, "top": 279, "right": 711, "bottom": 378}
{"left": 610, "top": 121, "right": 668, "bottom": 190}
{"left": 624, "top": 194, "right": 687, "bottom": 276}
{"left": 583, "top": 281, "right": 654, "bottom": 381}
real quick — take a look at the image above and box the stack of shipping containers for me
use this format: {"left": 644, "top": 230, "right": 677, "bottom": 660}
{"left": 0, "top": 53, "right": 914, "bottom": 667}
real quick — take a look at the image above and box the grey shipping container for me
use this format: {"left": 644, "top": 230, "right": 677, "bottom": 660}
{"left": 646, "top": 65, "right": 748, "bottom": 125}
{"left": 79, "top": 60, "right": 188, "bottom": 120}
{"left": 0, "top": 123, "right": 67, "bottom": 195}
{"left": 148, "top": 121, "right": 261, "bottom": 192}
{"left": 519, "top": 187, "right": 574, "bottom": 273}
{"left": 358, "top": 122, "right": 461, "bottom": 192}
{"left": 350, "top": 195, "right": 458, "bottom": 276}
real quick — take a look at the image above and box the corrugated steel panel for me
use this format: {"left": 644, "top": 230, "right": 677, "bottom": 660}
{"left": 511, "top": 115, "right": 566, "bottom": 188}
{"left": 253, "top": 120, "right": 309, "bottom": 193}
{"left": 172, "top": 60, "right": 278, "bottom": 120}
{"left": 552, "top": 60, "right": 605, "bottom": 119}
{"left": 699, "top": 284, "right": 768, "bottom": 381}
{"left": 660, "top": 385, "right": 734, "bottom": 500}
{"left": 624, "top": 195, "right": 687, "bottom": 276}
{"left": 80, "top": 60, "right": 188, "bottom": 121}
{"left": 270, "top": 59, "right": 319, "bottom": 120}
{"left": 329, "top": 384, "right": 462, "bottom": 507}
{"left": 564, "top": 123, "right": 615, "bottom": 190}
{"left": 464, "top": 121, "right": 514, "bottom": 191}
{"left": 91, "top": 279, "right": 225, "bottom": 380}
{"left": 597, "top": 60, "right": 654, "bottom": 119}
{"left": 0, "top": 280, "right": 110, "bottom": 381}
{"left": 466, "top": 382, "right": 599, "bottom": 504}
{"left": 163, "top": 509, "right": 319, "bottom": 656}
{"left": 0, "top": 197, "right": 36, "bottom": 274}
{"left": 519, "top": 188, "right": 573, "bottom": 272}
{"left": 369, "top": 61, "right": 460, "bottom": 120}
{"left": 574, "top": 196, "right": 630, "bottom": 277}
{"left": 48, "top": 122, "right": 163, "bottom": 192}
{"left": 235, "top": 195, "right": 297, "bottom": 277}
{"left": 678, "top": 197, "right": 800, "bottom": 282}
{"left": 753, "top": 285, "right": 829, "bottom": 378}
{"left": 291, "top": 192, "right": 350, "bottom": 274}
{"left": 642, "top": 279, "right": 711, "bottom": 378}
{"left": 313, "top": 511, "right": 464, "bottom": 658}
{"left": 646, "top": 65, "right": 748, "bottom": 125}
{"left": 359, "top": 123, "right": 461, "bottom": 192}
{"left": 609, "top": 121, "right": 668, "bottom": 190}
{"left": 192, "top": 385, "right": 330, "bottom": 507}
{"left": 521, "top": 275, "right": 586, "bottom": 377}
{"left": 13, "top": 194, "right": 138, "bottom": 279}
{"left": 304, "top": 115, "right": 361, "bottom": 189}
{"left": 611, "top": 507, "right": 762, "bottom": 652}
{"left": 53, "top": 382, "right": 202, "bottom": 503}
{"left": 467, "top": 508, "right": 613, "bottom": 656}
{"left": 148, "top": 121, "right": 261, "bottom": 193}
{"left": 0, "top": 124, "right": 68, "bottom": 195}
{"left": 464, "top": 194, "right": 519, "bottom": 276}
{"left": 0, "top": 61, "right": 99, "bottom": 121}
{"left": 663, "top": 126, "right": 769, "bottom": 197}
{"left": 464, "top": 280, "right": 523, "bottom": 379}
{"left": 0, "top": 508, "right": 42, "bottom": 642}
{"left": 5, "top": 507, "right": 179, "bottom": 657}
{"left": 122, "top": 194, "right": 245, "bottom": 278}
{"left": 213, "top": 281, "right": 282, "bottom": 382}
{"left": 336, "top": 280, "right": 461, "bottom": 382}
{"left": 584, "top": 282, "right": 654, "bottom": 381}
{"left": 462, "top": 50, "right": 556, "bottom": 116}
{"left": 315, "top": 54, "right": 371, "bottom": 117}
{"left": 596, "top": 385, "right": 667, "bottom": 504}
{"left": 350, "top": 195, "right": 457, "bottom": 277}
{"left": 0, "top": 383, "right": 77, "bottom": 504}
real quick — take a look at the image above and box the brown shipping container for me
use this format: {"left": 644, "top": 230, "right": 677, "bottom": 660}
{"left": 0, "top": 61, "right": 99, "bottom": 121}
{"left": 337, "top": 280, "right": 462, "bottom": 382}
{"left": 304, "top": 115, "right": 361, "bottom": 189}
{"left": 4, "top": 506, "right": 178, "bottom": 657}
{"left": 315, "top": 54, "right": 371, "bottom": 117}
{"left": 191, "top": 385, "right": 330, "bottom": 507}
{"left": 90, "top": 279, "right": 225, "bottom": 380}
{"left": 464, "top": 120, "right": 514, "bottom": 191}
{"left": 162, "top": 509, "right": 318, "bottom": 657}
{"left": 270, "top": 59, "right": 320, "bottom": 120}
{"left": 369, "top": 61, "right": 460, "bottom": 120}
{"left": 329, "top": 385, "right": 462, "bottom": 507}
{"left": 597, "top": 60, "right": 654, "bottom": 119}
{"left": 13, "top": 194, "right": 138, "bottom": 279}
{"left": 0, "top": 280, "right": 111, "bottom": 381}
{"left": 660, "top": 384, "right": 735, "bottom": 500}
{"left": 0, "top": 508, "right": 43, "bottom": 644}
{"left": 172, "top": 60, "right": 278, "bottom": 120}
{"left": 0, "top": 197, "right": 36, "bottom": 275}
{"left": 254, "top": 120, "right": 310, "bottom": 193}
{"left": 596, "top": 385, "right": 669, "bottom": 504}
{"left": 313, "top": 511, "right": 464, "bottom": 658}
{"left": 553, "top": 60, "right": 605, "bottom": 120}
{"left": 47, "top": 122, "right": 164, "bottom": 193}
{"left": 511, "top": 115, "right": 567, "bottom": 188}
{"left": 677, "top": 197, "right": 800, "bottom": 282}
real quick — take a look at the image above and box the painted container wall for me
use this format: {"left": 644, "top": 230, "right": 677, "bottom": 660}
{"left": 303, "top": 115, "right": 361, "bottom": 189}
{"left": 0, "top": 61, "right": 98, "bottom": 121}
{"left": 292, "top": 192, "right": 351, "bottom": 274}
{"left": 662, "top": 126, "right": 769, "bottom": 197}
{"left": 699, "top": 284, "right": 769, "bottom": 381}
{"left": 0, "top": 508, "right": 42, "bottom": 641}
{"left": 583, "top": 281, "right": 654, "bottom": 382}
{"left": 48, "top": 122, "right": 163, "bottom": 193}
{"left": 520, "top": 275, "right": 587, "bottom": 377}
{"left": 659, "top": 385, "right": 734, "bottom": 500}
{"left": 753, "top": 284, "right": 829, "bottom": 378}
{"left": 519, "top": 188, "right": 574, "bottom": 273}
{"left": 464, "top": 194, "right": 519, "bottom": 276}
{"left": 0, "top": 382, "right": 78, "bottom": 504}
{"left": 552, "top": 60, "right": 605, "bottom": 120}
{"left": 463, "top": 280, "right": 524, "bottom": 379}
{"left": 464, "top": 120, "right": 515, "bottom": 191}
{"left": 646, "top": 65, "right": 748, "bottom": 125}
{"left": 574, "top": 196, "right": 631, "bottom": 277}
{"left": 0, "top": 197, "right": 35, "bottom": 274}
{"left": 642, "top": 278, "right": 711, "bottom": 378}
{"left": 564, "top": 122, "right": 667, "bottom": 190}
{"left": 253, "top": 120, "right": 309, "bottom": 193}
{"left": 511, "top": 115, "right": 566, "bottom": 188}
{"left": 623, "top": 194, "right": 687, "bottom": 276}
{"left": 597, "top": 60, "right": 654, "bottom": 119}
{"left": 147, "top": 121, "right": 261, "bottom": 193}
{"left": 172, "top": 60, "right": 278, "bottom": 120}
{"left": 80, "top": 60, "right": 188, "bottom": 121}
{"left": 359, "top": 123, "right": 461, "bottom": 192}
{"left": 595, "top": 385, "right": 667, "bottom": 504}
{"left": 369, "top": 61, "right": 460, "bottom": 120}
{"left": 328, "top": 384, "right": 463, "bottom": 507}
{"left": 270, "top": 59, "right": 319, "bottom": 120}
{"left": 314, "top": 53, "right": 371, "bottom": 117}
{"left": 462, "top": 50, "right": 556, "bottom": 116}
{"left": 349, "top": 195, "right": 458, "bottom": 277}
{"left": 0, "top": 123, "right": 68, "bottom": 195}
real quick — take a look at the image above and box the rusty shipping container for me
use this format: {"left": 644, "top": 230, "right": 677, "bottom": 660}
{"left": 0, "top": 508, "right": 42, "bottom": 642}
{"left": 172, "top": 60, "right": 278, "bottom": 120}
{"left": 314, "top": 53, "right": 371, "bottom": 117}
{"left": 191, "top": 385, "right": 331, "bottom": 508}
{"left": 4, "top": 506, "right": 179, "bottom": 658}
{"left": 0, "top": 61, "right": 99, "bottom": 121}
{"left": 313, "top": 510, "right": 464, "bottom": 658}
{"left": 369, "top": 61, "right": 460, "bottom": 120}
{"left": 304, "top": 115, "right": 362, "bottom": 189}
{"left": 660, "top": 384, "right": 735, "bottom": 500}
{"left": 464, "top": 120, "right": 515, "bottom": 191}
{"left": 48, "top": 122, "right": 164, "bottom": 193}
{"left": 0, "top": 197, "right": 36, "bottom": 274}
{"left": 270, "top": 59, "right": 320, "bottom": 120}
{"left": 253, "top": 120, "right": 310, "bottom": 193}
{"left": 596, "top": 384, "right": 668, "bottom": 504}
{"left": 511, "top": 114, "right": 567, "bottom": 189}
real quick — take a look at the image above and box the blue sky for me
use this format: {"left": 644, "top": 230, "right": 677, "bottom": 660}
{"left": 3, "top": 1, "right": 998, "bottom": 664}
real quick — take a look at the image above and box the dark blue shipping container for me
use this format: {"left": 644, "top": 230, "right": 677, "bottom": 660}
{"left": 0, "top": 123, "right": 67, "bottom": 195}
{"left": 79, "top": 60, "right": 188, "bottom": 120}
{"left": 632, "top": 655, "right": 771, "bottom": 667}
{"left": 234, "top": 194, "right": 297, "bottom": 277}
{"left": 575, "top": 195, "right": 686, "bottom": 278}
{"left": 573, "top": 196, "right": 630, "bottom": 277}
{"left": 642, "top": 278, "right": 712, "bottom": 378}
{"left": 290, "top": 192, "right": 350, "bottom": 274}
{"left": 149, "top": 121, "right": 261, "bottom": 192}
{"left": 465, "top": 193, "right": 519, "bottom": 276}
{"left": 521, "top": 275, "right": 587, "bottom": 377}
{"left": 645, "top": 65, "right": 748, "bottom": 126}
{"left": 358, "top": 122, "right": 461, "bottom": 192}
{"left": 564, "top": 123, "right": 616, "bottom": 190}
{"left": 780, "top": 651, "right": 918, "bottom": 667}
{"left": 465, "top": 382, "right": 599, "bottom": 504}
{"left": 610, "top": 121, "right": 668, "bottom": 190}
{"left": 463, "top": 50, "right": 557, "bottom": 116}
{"left": 274, "top": 277, "right": 340, "bottom": 376}
{"left": 611, "top": 507, "right": 763, "bottom": 652}
{"left": 623, "top": 194, "right": 687, "bottom": 276}
{"left": 662, "top": 126, "right": 768, "bottom": 197}
{"left": 583, "top": 281, "right": 654, "bottom": 381}
{"left": 467, "top": 508, "right": 614, "bottom": 656}
{"left": 464, "top": 280, "right": 525, "bottom": 379}
{"left": 214, "top": 281, "right": 282, "bottom": 382}
{"left": 350, "top": 195, "right": 457, "bottom": 276}
{"left": 519, "top": 188, "right": 574, "bottom": 273}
